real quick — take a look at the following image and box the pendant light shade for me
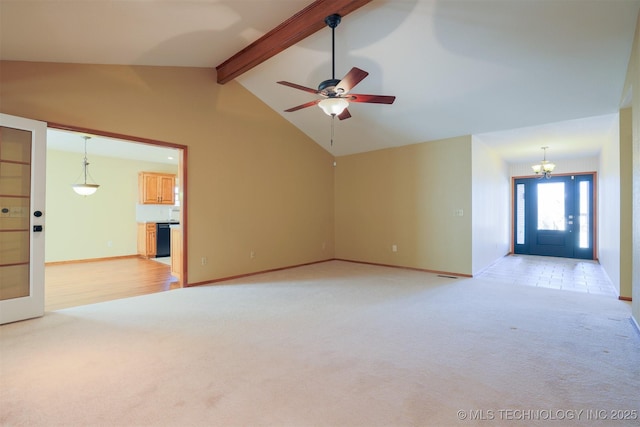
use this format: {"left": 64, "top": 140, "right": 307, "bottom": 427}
{"left": 318, "top": 97, "right": 349, "bottom": 116}
{"left": 72, "top": 183, "right": 100, "bottom": 196}
{"left": 72, "top": 136, "right": 100, "bottom": 196}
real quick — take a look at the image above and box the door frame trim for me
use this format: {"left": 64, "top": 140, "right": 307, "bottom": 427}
{"left": 510, "top": 172, "right": 598, "bottom": 260}
{"left": 47, "top": 122, "right": 189, "bottom": 286}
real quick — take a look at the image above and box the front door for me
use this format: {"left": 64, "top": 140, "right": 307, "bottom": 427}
{"left": 0, "top": 114, "right": 47, "bottom": 324}
{"left": 514, "top": 174, "right": 594, "bottom": 259}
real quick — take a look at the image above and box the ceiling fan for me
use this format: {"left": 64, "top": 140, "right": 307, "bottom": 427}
{"left": 277, "top": 14, "right": 396, "bottom": 121}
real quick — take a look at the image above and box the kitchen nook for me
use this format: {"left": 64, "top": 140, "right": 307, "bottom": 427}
{"left": 136, "top": 171, "right": 182, "bottom": 279}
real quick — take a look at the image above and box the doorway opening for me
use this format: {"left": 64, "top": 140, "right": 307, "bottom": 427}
{"left": 513, "top": 173, "right": 596, "bottom": 260}
{"left": 44, "top": 124, "right": 188, "bottom": 310}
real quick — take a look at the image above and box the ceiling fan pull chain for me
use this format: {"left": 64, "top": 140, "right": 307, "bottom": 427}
{"left": 331, "top": 114, "right": 335, "bottom": 146}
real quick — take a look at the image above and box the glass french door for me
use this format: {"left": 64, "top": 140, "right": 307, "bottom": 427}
{"left": 0, "top": 113, "right": 47, "bottom": 324}
{"left": 514, "top": 174, "right": 594, "bottom": 259}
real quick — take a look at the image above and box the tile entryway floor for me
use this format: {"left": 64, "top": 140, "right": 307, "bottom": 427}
{"left": 476, "top": 254, "right": 618, "bottom": 297}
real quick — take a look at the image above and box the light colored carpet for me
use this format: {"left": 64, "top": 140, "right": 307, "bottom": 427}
{"left": 1, "top": 260, "right": 638, "bottom": 426}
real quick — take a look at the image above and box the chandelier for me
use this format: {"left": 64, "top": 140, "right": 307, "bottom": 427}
{"left": 531, "top": 146, "right": 556, "bottom": 179}
{"left": 72, "top": 136, "right": 100, "bottom": 196}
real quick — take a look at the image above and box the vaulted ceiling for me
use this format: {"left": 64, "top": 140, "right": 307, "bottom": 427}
{"left": 1, "top": 0, "right": 638, "bottom": 161}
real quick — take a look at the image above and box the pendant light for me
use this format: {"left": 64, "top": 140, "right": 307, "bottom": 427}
{"left": 531, "top": 146, "right": 556, "bottom": 179}
{"left": 72, "top": 136, "right": 100, "bottom": 196}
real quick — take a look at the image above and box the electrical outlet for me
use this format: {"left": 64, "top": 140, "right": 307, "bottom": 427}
{"left": 201, "top": 257, "right": 207, "bottom": 265}
{"left": 392, "top": 244, "right": 398, "bottom": 252}
{"left": 250, "top": 251, "right": 256, "bottom": 259}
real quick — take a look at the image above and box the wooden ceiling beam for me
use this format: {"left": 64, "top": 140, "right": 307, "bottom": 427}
{"left": 215, "top": 0, "right": 372, "bottom": 84}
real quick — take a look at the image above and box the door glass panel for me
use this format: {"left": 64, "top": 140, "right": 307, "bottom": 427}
{"left": 579, "top": 180, "right": 590, "bottom": 248}
{"left": 1, "top": 128, "right": 31, "bottom": 162}
{"left": 516, "top": 183, "right": 525, "bottom": 244}
{"left": 537, "top": 182, "right": 565, "bottom": 231}
{"left": 0, "top": 162, "right": 31, "bottom": 195}
{"left": 0, "top": 126, "right": 32, "bottom": 301}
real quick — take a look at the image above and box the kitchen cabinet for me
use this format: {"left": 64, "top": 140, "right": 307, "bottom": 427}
{"left": 137, "top": 222, "right": 156, "bottom": 258}
{"left": 138, "top": 172, "right": 176, "bottom": 205}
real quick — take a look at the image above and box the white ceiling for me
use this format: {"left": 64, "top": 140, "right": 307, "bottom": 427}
{"left": 1, "top": 0, "right": 638, "bottom": 162}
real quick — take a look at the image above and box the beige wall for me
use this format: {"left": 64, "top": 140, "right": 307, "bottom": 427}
{"left": 0, "top": 61, "right": 335, "bottom": 284}
{"left": 334, "top": 136, "right": 473, "bottom": 276}
{"left": 471, "top": 137, "right": 510, "bottom": 275}
{"left": 45, "top": 149, "right": 177, "bottom": 262}
{"left": 623, "top": 11, "right": 640, "bottom": 326}
{"left": 619, "top": 108, "right": 633, "bottom": 299}
{"left": 598, "top": 113, "right": 622, "bottom": 296}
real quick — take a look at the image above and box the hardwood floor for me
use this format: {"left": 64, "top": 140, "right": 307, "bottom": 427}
{"left": 45, "top": 256, "right": 181, "bottom": 311}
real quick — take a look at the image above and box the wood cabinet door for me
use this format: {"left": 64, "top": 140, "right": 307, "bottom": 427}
{"left": 139, "top": 172, "right": 175, "bottom": 204}
{"left": 137, "top": 223, "right": 146, "bottom": 255}
{"left": 158, "top": 174, "right": 175, "bottom": 205}
{"left": 139, "top": 173, "right": 160, "bottom": 204}
{"left": 146, "top": 224, "right": 156, "bottom": 257}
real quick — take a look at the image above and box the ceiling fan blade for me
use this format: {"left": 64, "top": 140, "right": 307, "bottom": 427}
{"left": 284, "top": 99, "right": 320, "bottom": 112}
{"left": 347, "top": 94, "right": 396, "bottom": 104}
{"left": 277, "top": 81, "right": 320, "bottom": 94}
{"left": 336, "top": 67, "right": 369, "bottom": 94}
{"left": 337, "top": 108, "right": 352, "bottom": 120}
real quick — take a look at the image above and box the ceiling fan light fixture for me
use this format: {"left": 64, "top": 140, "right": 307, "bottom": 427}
{"left": 318, "top": 97, "right": 349, "bottom": 116}
{"left": 277, "top": 14, "right": 395, "bottom": 123}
